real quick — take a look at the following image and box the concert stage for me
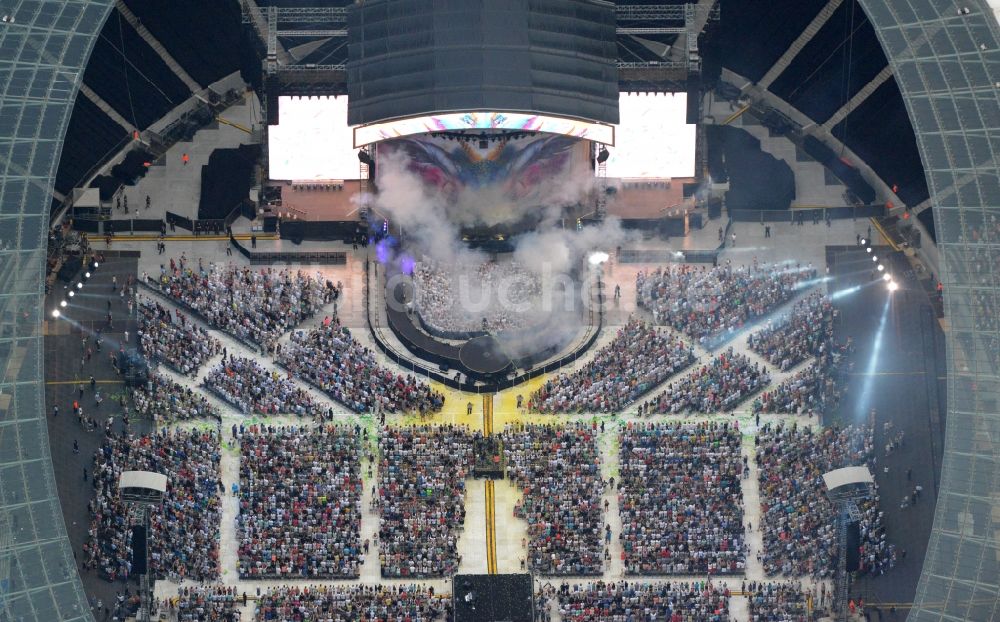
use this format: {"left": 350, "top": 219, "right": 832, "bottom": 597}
{"left": 372, "top": 263, "right": 603, "bottom": 392}
{"left": 385, "top": 280, "right": 513, "bottom": 382}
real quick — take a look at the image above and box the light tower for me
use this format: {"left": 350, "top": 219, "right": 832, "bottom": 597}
{"left": 823, "top": 466, "right": 874, "bottom": 621}
{"left": 118, "top": 471, "right": 168, "bottom": 622}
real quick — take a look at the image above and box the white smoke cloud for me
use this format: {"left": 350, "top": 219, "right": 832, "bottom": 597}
{"left": 371, "top": 138, "right": 636, "bottom": 361}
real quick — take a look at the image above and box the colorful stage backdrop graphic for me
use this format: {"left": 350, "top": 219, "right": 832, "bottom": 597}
{"left": 377, "top": 134, "right": 592, "bottom": 211}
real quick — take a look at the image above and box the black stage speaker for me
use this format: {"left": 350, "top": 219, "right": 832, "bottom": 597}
{"left": 131, "top": 525, "right": 148, "bottom": 575}
{"left": 58, "top": 256, "right": 83, "bottom": 283}
{"left": 846, "top": 521, "right": 861, "bottom": 571}
{"left": 686, "top": 77, "right": 701, "bottom": 124}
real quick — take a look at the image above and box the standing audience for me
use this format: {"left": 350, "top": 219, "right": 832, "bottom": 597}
{"left": 504, "top": 423, "right": 605, "bottom": 575}
{"left": 157, "top": 264, "right": 333, "bottom": 352}
{"left": 138, "top": 296, "right": 221, "bottom": 375}
{"left": 378, "top": 426, "right": 474, "bottom": 577}
{"left": 530, "top": 319, "right": 694, "bottom": 413}
{"left": 255, "top": 585, "right": 446, "bottom": 621}
{"left": 238, "top": 425, "right": 362, "bottom": 579}
{"left": 85, "top": 429, "right": 221, "bottom": 582}
{"left": 133, "top": 373, "right": 220, "bottom": 424}
{"left": 747, "top": 293, "right": 833, "bottom": 371}
{"left": 756, "top": 423, "right": 895, "bottom": 578}
{"left": 640, "top": 348, "right": 770, "bottom": 414}
{"left": 280, "top": 318, "right": 444, "bottom": 414}
{"left": 204, "top": 357, "right": 319, "bottom": 417}
{"left": 636, "top": 262, "right": 816, "bottom": 348}
{"left": 556, "top": 581, "right": 730, "bottom": 622}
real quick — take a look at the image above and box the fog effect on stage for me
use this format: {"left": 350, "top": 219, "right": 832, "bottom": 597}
{"left": 367, "top": 143, "right": 633, "bottom": 359}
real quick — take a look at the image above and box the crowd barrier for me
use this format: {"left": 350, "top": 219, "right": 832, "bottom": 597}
{"left": 617, "top": 249, "right": 719, "bottom": 264}
{"left": 730, "top": 205, "right": 884, "bottom": 223}
{"left": 103, "top": 219, "right": 163, "bottom": 234}
{"left": 229, "top": 236, "right": 347, "bottom": 265}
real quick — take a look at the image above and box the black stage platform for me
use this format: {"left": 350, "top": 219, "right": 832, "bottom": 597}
{"left": 460, "top": 336, "right": 512, "bottom": 377}
{"left": 453, "top": 574, "right": 533, "bottom": 622}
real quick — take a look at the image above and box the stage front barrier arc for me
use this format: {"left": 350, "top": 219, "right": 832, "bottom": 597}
{"left": 365, "top": 260, "right": 604, "bottom": 394}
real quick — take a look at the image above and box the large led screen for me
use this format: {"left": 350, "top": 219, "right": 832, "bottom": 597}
{"left": 605, "top": 92, "right": 696, "bottom": 179}
{"left": 377, "top": 133, "right": 592, "bottom": 224}
{"left": 268, "top": 96, "right": 360, "bottom": 180}
{"left": 355, "top": 111, "right": 614, "bottom": 147}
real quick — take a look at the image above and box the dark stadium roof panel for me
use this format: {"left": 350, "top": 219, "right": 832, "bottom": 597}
{"left": 346, "top": 0, "right": 620, "bottom": 126}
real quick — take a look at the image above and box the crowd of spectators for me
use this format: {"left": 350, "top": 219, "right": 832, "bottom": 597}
{"left": 746, "top": 582, "right": 811, "bottom": 622}
{"left": 639, "top": 348, "right": 770, "bottom": 414}
{"left": 636, "top": 262, "right": 816, "bottom": 347}
{"left": 138, "top": 296, "right": 221, "bottom": 375}
{"left": 412, "top": 258, "right": 542, "bottom": 334}
{"left": 156, "top": 263, "right": 334, "bottom": 351}
{"left": 503, "top": 423, "right": 605, "bottom": 575}
{"left": 530, "top": 319, "right": 694, "bottom": 413}
{"left": 555, "top": 581, "right": 730, "bottom": 622}
{"left": 204, "top": 356, "right": 319, "bottom": 417}
{"left": 377, "top": 425, "right": 474, "bottom": 577}
{"left": 619, "top": 422, "right": 745, "bottom": 575}
{"left": 132, "top": 372, "right": 220, "bottom": 424}
{"left": 170, "top": 586, "right": 241, "bottom": 622}
{"left": 255, "top": 585, "right": 447, "bottom": 621}
{"left": 85, "top": 429, "right": 221, "bottom": 582}
{"left": 756, "top": 423, "right": 895, "bottom": 578}
{"left": 279, "top": 317, "right": 444, "bottom": 414}
{"left": 238, "top": 425, "right": 362, "bottom": 579}
{"left": 755, "top": 355, "right": 839, "bottom": 416}
{"left": 747, "top": 293, "right": 833, "bottom": 371}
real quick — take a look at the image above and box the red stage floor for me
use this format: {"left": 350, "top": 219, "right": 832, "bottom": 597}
{"left": 272, "top": 180, "right": 364, "bottom": 222}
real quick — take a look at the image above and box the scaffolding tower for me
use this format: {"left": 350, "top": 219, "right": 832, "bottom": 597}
{"left": 823, "top": 466, "right": 874, "bottom": 622}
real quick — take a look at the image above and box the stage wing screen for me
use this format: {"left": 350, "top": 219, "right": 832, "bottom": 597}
{"left": 355, "top": 112, "right": 613, "bottom": 148}
{"left": 606, "top": 93, "right": 696, "bottom": 179}
{"left": 268, "top": 96, "right": 359, "bottom": 181}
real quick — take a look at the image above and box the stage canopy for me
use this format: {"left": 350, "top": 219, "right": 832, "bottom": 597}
{"left": 347, "top": 0, "right": 619, "bottom": 127}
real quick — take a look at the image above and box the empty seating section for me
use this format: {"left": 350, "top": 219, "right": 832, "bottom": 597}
{"left": 832, "top": 80, "right": 929, "bottom": 206}
{"left": 123, "top": 0, "right": 242, "bottom": 87}
{"left": 717, "top": 0, "right": 828, "bottom": 82}
{"left": 83, "top": 9, "right": 191, "bottom": 130}
{"left": 55, "top": 96, "right": 128, "bottom": 195}
{"left": 768, "top": 1, "right": 888, "bottom": 123}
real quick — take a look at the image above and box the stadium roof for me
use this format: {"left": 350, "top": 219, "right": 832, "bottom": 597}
{"left": 858, "top": 1, "right": 1000, "bottom": 618}
{"left": 0, "top": 2, "right": 115, "bottom": 620}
